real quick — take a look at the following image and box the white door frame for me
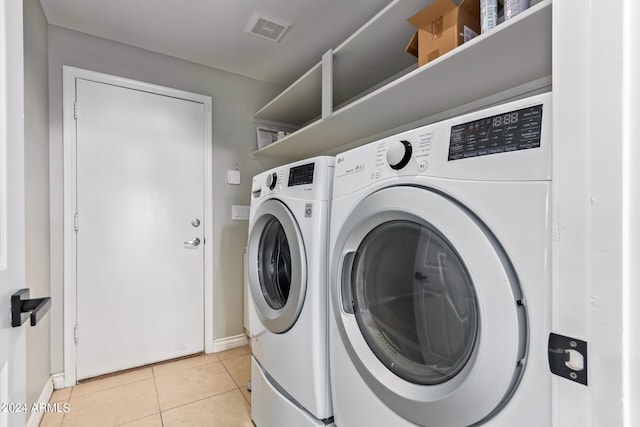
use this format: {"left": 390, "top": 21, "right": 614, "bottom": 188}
{"left": 0, "top": 0, "right": 26, "bottom": 424}
{"left": 62, "top": 66, "right": 214, "bottom": 387}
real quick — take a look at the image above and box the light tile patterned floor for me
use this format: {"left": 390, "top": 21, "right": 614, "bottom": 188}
{"left": 39, "top": 346, "right": 252, "bottom": 427}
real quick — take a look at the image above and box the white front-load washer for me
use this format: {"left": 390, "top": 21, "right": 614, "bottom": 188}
{"left": 329, "top": 93, "right": 552, "bottom": 426}
{"left": 248, "top": 156, "right": 334, "bottom": 427}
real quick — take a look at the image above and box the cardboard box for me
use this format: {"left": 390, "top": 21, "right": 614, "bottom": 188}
{"left": 256, "top": 126, "right": 280, "bottom": 150}
{"left": 407, "top": 0, "right": 480, "bottom": 66}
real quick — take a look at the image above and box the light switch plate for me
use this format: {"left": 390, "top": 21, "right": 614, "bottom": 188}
{"left": 227, "top": 170, "right": 241, "bottom": 185}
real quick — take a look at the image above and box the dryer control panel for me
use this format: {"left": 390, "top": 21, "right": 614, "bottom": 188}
{"left": 251, "top": 156, "right": 335, "bottom": 202}
{"left": 288, "top": 162, "right": 315, "bottom": 186}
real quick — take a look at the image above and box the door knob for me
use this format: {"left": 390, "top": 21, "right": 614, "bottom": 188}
{"left": 184, "top": 237, "right": 201, "bottom": 247}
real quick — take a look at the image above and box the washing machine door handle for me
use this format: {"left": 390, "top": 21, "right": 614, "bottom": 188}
{"left": 339, "top": 251, "right": 356, "bottom": 314}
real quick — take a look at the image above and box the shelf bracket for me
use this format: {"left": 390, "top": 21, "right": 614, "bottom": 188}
{"left": 321, "top": 49, "right": 333, "bottom": 119}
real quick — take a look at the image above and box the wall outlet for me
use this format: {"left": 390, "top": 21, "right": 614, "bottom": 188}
{"left": 232, "top": 205, "right": 250, "bottom": 220}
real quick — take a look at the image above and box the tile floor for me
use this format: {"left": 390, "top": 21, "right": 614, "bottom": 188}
{"left": 39, "top": 346, "right": 252, "bottom": 427}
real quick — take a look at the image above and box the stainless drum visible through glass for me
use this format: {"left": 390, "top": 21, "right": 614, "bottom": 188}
{"left": 351, "top": 220, "right": 478, "bottom": 385}
{"left": 258, "top": 217, "right": 292, "bottom": 310}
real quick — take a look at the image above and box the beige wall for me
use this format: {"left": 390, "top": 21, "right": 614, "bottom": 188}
{"left": 24, "top": 0, "right": 51, "bottom": 409}
{"left": 47, "top": 25, "right": 282, "bottom": 373}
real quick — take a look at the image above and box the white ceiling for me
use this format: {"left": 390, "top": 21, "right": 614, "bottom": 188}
{"left": 39, "top": 0, "right": 393, "bottom": 87}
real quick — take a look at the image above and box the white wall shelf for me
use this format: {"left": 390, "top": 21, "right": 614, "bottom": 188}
{"left": 252, "top": 0, "right": 427, "bottom": 137}
{"left": 331, "top": 0, "right": 424, "bottom": 108}
{"left": 253, "top": 0, "right": 552, "bottom": 160}
{"left": 253, "top": 61, "right": 322, "bottom": 127}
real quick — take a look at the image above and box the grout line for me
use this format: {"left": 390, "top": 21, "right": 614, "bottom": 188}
{"left": 60, "top": 386, "right": 73, "bottom": 425}
{"left": 65, "top": 379, "right": 159, "bottom": 427}
{"left": 78, "top": 365, "right": 154, "bottom": 383}
{"left": 47, "top": 388, "right": 71, "bottom": 426}
{"left": 113, "top": 411, "right": 161, "bottom": 427}
{"left": 159, "top": 387, "right": 241, "bottom": 415}
{"left": 79, "top": 353, "right": 205, "bottom": 384}
{"left": 151, "top": 375, "right": 164, "bottom": 427}
{"left": 157, "top": 353, "right": 251, "bottom": 415}
{"left": 215, "top": 347, "right": 251, "bottom": 362}
{"left": 152, "top": 354, "right": 221, "bottom": 379}
{"left": 70, "top": 377, "right": 154, "bottom": 400}
{"left": 219, "top": 356, "right": 245, "bottom": 390}
{"left": 241, "top": 388, "right": 252, "bottom": 407}
{"left": 62, "top": 352, "right": 251, "bottom": 425}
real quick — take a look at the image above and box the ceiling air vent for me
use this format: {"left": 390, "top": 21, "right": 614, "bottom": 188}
{"left": 245, "top": 12, "right": 291, "bottom": 43}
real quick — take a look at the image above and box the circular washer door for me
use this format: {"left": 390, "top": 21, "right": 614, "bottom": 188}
{"left": 332, "top": 186, "right": 527, "bottom": 427}
{"left": 248, "top": 198, "right": 307, "bottom": 334}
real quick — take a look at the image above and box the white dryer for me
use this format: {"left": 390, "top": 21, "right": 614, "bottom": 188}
{"left": 329, "top": 93, "right": 552, "bottom": 426}
{"left": 248, "top": 156, "right": 334, "bottom": 427}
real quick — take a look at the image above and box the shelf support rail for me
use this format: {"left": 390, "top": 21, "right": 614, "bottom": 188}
{"left": 322, "top": 49, "right": 333, "bottom": 119}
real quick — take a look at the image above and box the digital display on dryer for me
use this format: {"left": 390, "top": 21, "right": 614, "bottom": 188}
{"left": 448, "top": 104, "right": 543, "bottom": 161}
{"left": 288, "top": 163, "right": 315, "bottom": 186}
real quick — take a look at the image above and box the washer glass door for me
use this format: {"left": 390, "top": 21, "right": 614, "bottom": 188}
{"left": 351, "top": 220, "right": 477, "bottom": 386}
{"left": 249, "top": 198, "right": 307, "bottom": 333}
{"left": 333, "top": 185, "right": 526, "bottom": 427}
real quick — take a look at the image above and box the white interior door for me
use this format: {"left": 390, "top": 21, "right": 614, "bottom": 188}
{"left": 74, "top": 78, "right": 206, "bottom": 380}
{"left": 0, "top": 0, "right": 27, "bottom": 424}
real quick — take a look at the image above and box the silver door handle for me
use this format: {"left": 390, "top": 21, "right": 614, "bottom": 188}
{"left": 184, "top": 237, "right": 201, "bottom": 247}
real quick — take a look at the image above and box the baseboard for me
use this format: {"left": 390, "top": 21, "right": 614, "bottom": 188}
{"left": 210, "top": 334, "right": 248, "bottom": 353}
{"left": 51, "top": 372, "right": 65, "bottom": 390}
{"left": 26, "top": 376, "right": 54, "bottom": 427}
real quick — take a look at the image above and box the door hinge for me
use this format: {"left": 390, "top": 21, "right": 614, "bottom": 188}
{"left": 74, "top": 324, "right": 79, "bottom": 344}
{"left": 74, "top": 213, "right": 79, "bottom": 231}
{"left": 74, "top": 102, "right": 79, "bottom": 120}
{"left": 548, "top": 333, "right": 588, "bottom": 385}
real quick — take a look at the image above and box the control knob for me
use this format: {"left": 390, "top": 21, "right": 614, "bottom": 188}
{"left": 386, "top": 140, "right": 413, "bottom": 170}
{"left": 266, "top": 172, "right": 278, "bottom": 190}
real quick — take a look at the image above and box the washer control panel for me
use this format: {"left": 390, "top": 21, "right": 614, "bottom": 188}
{"left": 333, "top": 93, "right": 551, "bottom": 198}
{"left": 448, "top": 104, "right": 543, "bottom": 161}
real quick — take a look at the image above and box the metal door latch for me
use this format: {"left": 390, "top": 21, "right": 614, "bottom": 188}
{"left": 184, "top": 237, "right": 201, "bottom": 247}
{"left": 11, "top": 288, "right": 52, "bottom": 328}
{"left": 548, "top": 333, "right": 588, "bottom": 385}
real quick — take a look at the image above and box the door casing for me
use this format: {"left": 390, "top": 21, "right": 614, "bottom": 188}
{"left": 62, "top": 66, "right": 214, "bottom": 387}
{"left": 0, "top": 0, "right": 27, "bottom": 425}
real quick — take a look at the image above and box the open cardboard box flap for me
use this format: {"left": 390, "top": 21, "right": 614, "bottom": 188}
{"left": 407, "top": 0, "right": 480, "bottom": 29}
